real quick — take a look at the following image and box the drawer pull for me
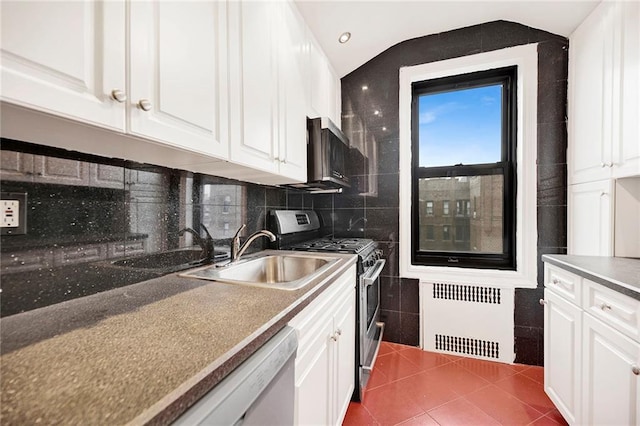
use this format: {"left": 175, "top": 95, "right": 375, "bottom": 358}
{"left": 632, "top": 365, "right": 640, "bottom": 376}
{"left": 539, "top": 299, "right": 547, "bottom": 306}
{"left": 552, "top": 278, "right": 560, "bottom": 285}
{"left": 599, "top": 303, "right": 612, "bottom": 311}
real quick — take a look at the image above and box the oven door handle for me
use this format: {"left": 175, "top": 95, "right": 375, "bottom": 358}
{"left": 363, "top": 259, "right": 386, "bottom": 287}
{"left": 362, "top": 322, "right": 385, "bottom": 372}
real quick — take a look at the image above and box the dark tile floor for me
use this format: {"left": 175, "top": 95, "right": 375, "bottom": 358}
{"left": 343, "top": 342, "right": 568, "bottom": 425}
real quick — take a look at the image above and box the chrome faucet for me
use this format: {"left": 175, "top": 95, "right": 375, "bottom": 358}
{"left": 179, "top": 224, "right": 215, "bottom": 262}
{"left": 231, "top": 224, "right": 276, "bottom": 262}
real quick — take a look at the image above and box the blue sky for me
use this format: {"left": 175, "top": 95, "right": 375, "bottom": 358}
{"left": 418, "top": 85, "right": 502, "bottom": 167}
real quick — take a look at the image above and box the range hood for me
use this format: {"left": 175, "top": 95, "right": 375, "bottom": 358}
{"left": 285, "top": 118, "right": 350, "bottom": 193}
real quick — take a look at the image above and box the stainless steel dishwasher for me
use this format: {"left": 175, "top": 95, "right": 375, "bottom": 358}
{"left": 174, "top": 326, "right": 297, "bottom": 425}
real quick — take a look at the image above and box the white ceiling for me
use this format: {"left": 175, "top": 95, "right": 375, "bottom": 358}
{"left": 295, "top": 0, "right": 600, "bottom": 77}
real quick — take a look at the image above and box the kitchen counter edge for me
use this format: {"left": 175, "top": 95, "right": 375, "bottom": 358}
{"left": 542, "top": 254, "right": 640, "bottom": 300}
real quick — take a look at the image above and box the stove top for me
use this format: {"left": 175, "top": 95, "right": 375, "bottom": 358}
{"left": 289, "top": 237, "right": 375, "bottom": 254}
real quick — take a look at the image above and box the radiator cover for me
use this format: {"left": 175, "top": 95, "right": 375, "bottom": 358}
{"left": 421, "top": 282, "right": 515, "bottom": 363}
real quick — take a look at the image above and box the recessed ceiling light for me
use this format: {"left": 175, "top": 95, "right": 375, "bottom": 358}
{"left": 374, "top": 110, "right": 380, "bottom": 116}
{"left": 362, "top": 85, "right": 368, "bottom": 91}
{"left": 382, "top": 126, "right": 387, "bottom": 131}
{"left": 338, "top": 32, "right": 351, "bottom": 44}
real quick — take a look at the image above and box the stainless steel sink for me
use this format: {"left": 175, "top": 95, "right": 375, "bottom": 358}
{"left": 179, "top": 252, "right": 339, "bottom": 290}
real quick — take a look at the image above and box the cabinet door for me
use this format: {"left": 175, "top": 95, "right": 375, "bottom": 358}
{"left": 332, "top": 287, "right": 356, "bottom": 425}
{"left": 277, "top": 1, "right": 308, "bottom": 182}
{"left": 568, "top": 1, "right": 613, "bottom": 184}
{"left": 129, "top": 1, "right": 229, "bottom": 159}
{"left": 228, "top": 1, "right": 279, "bottom": 174}
{"left": 613, "top": 1, "right": 640, "bottom": 179}
{"left": 294, "top": 319, "right": 333, "bottom": 426}
{"left": 582, "top": 314, "right": 640, "bottom": 425}
{"left": 0, "top": 1, "right": 125, "bottom": 130}
{"left": 568, "top": 180, "right": 613, "bottom": 256}
{"left": 544, "top": 289, "right": 582, "bottom": 425}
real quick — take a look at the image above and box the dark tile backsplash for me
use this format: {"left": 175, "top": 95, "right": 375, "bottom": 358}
{"left": 341, "top": 20, "right": 568, "bottom": 362}
{"left": 0, "top": 140, "right": 308, "bottom": 317}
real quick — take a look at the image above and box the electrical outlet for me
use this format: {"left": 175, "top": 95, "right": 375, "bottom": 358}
{"left": 1, "top": 200, "right": 20, "bottom": 228}
{"left": 0, "top": 192, "right": 27, "bottom": 235}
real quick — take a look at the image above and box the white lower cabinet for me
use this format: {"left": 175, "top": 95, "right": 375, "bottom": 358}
{"left": 582, "top": 313, "right": 640, "bottom": 425}
{"left": 543, "top": 262, "right": 640, "bottom": 425}
{"left": 543, "top": 288, "right": 582, "bottom": 424}
{"left": 288, "top": 264, "right": 356, "bottom": 426}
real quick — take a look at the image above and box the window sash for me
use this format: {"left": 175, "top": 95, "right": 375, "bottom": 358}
{"left": 410, "top": 66, "right": 517, "bottom": 270}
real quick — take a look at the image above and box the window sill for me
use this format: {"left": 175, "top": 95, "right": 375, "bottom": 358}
{"left": 402, "top": 263, "right": 538, "bottom": 289}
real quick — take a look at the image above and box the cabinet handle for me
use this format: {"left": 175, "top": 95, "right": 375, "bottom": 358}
{"left": 600, "top": 161, "right": 614, "bottom": 168}
{"left": 600, "top": 192, "right": 608, "bottom": 197}
{"left": 539, "top": 299, "right": 547, "bottom": 305}
{"left": 336, "top": 328, "right": 342, "bottom": 336}
{"left": 599, "top": 303, "right": 612, "bottom": 311}
{"left": 137, "top": 99, "right": 152, "bottom": 111}
{"left": 552, "top": 278, "right": 560, "bottom": 285}
{"left": 110, "top": 89, "right": 127, "bottom": 103}
{"left": 632, "top": 365, "right": 640, "bottom": 376}
{"left": 330, "top": 333, "right": 338, "bottom": 342}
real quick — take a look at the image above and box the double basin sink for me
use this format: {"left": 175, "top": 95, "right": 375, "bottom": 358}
{"left": 110, "top": 248, "right": 338, "bottom": 291}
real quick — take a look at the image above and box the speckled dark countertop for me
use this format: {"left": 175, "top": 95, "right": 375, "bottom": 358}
{"left": 542, "top": 255, "right": 640, "bottom": 300}
{"left": 0, "top": 251, "right": 357, "bottom": 425}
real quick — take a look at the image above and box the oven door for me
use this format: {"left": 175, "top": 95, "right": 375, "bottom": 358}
{"left": 359, "top": 258, "right": 386, "bottom": 391}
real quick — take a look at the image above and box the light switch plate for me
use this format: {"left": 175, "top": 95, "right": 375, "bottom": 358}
{"left": 0, "top": 192, "right": 27, "bottom": 235}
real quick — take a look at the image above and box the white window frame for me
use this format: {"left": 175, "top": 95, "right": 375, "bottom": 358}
{"left": 399, "top": 44, "right": 538, "bottom": 288}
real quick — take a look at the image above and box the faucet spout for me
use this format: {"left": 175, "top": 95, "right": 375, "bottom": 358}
{"left": 231, "top": 224, "right": 276, "bottom": 262}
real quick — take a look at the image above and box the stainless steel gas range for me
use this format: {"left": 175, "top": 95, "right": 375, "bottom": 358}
{"left": 269, "top": 210, "right": 385, "bottom": 401}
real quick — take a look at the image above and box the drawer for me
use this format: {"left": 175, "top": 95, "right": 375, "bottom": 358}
{"left": 545, "top": 264, "right": 582, "bottom": 305}
{"left": 583, "top": 279, "right": 640, "bottom": 342}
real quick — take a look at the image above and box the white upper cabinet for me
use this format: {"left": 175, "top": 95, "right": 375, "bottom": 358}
{"left": 277, "top": 1, "right": 308, "bottom": 181}
{"left": 1, "top": 0, "right": 229, "bottom": 160}
{"left": 1, "top": 0, "right": 342, "bottom": 185}
{"left": 307, "top": 34, "right": 341, "bottom": 127}
{"left": 615, "top": 1, "right": 640, "bottom": 178}
{"left": 569, "top": 1, "right": 640, "bottom": 184}
{"left": 0, "top": 1, "right": 126, "bottom": 130}
{"left": 228, "top": 0, "right": 307, "bottom": 182}
{"left": 128, "top": 1, "right": 229, "bottom": 158}
{"left": 228, "top": 0, "right": 279, "bottom": 176}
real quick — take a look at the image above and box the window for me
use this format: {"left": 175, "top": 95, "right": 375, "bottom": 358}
{"left": 455, "top": 199, "right": 471, "bottom": 217}
{"left": 410, "top": 66, "right": 517, "bottom": 270}
{"left": 425, "top": 201, "right": 434, "bottom": 216}
{"left": 443, "top": 225, "right": 450, "bottom": 240}
{"left": 426, "top": 225, "right": 435, "bottom": 240}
